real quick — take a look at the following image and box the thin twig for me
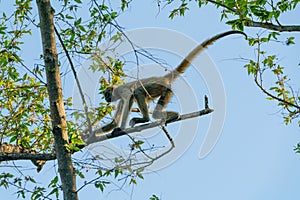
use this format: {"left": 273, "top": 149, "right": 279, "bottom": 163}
{"left": 254, "top": 41, "right": 300, "bottom": 110}
{"left": 54, "top": 26, "right": 93, "bottom": 136}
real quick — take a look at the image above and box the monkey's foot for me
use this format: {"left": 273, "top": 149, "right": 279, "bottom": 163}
{"left": 165, "top": 113, "right": 180, "bottom": 124}
{"left": 111, "top": 128, "right": 127, "bottom": 136}
{"left": 129, "top": 117, "right": 150, "bottom": 127}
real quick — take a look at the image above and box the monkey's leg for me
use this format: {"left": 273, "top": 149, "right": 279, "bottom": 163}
{"left": 152, "top": 88, "right": 179, "bottom": 123}
{"left": 111, "top": 96, "right": 134, "bottom": 136}
{"left": 129, "top": 87, "right": 150, "bottom": 127}
{"left": 120, "top": 96, "right": 134, "bottom": 129}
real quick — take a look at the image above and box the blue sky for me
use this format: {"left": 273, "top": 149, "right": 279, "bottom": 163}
{"left": 2, "top": 1, "right": 300, "bottom": 200}
{"left": 86, "top": 2, "right": 300, "bottom": 200}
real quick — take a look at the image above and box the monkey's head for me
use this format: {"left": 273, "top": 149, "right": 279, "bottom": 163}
{"left": 104, "top": 86, "right": 114, "bottom": 102}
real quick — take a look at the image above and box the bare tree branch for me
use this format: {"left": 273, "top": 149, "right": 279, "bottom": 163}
{"left": 0, "top": 143, "right": 56, "bottom": 172}
{"left": 0, "top": 143, "right": 55, "bottom": 160}
{"left": 0, "top": 152, "right": 55, "bottom": 162}
{"left": 86, "top": 104, "right": 214, "bottom": 145}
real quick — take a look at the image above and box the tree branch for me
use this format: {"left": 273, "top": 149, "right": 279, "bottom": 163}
{"left": 254, "top": 40, "right": 300, "bottom": 111}
{"left": 245, "top": 21, "right": 300, "bottom": 32}
{"left": 0, "top": 152, "right": 56, "bottom": 162}
{"left": 0, "top": 143, "right": 56, "bottom": 172}
{"left": 85, "top": 96, "right": 214, "bottom": 145}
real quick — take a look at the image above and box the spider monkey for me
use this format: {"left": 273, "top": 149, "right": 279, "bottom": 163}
{"left": 98, "top": 30, "right": 247, "bottom": 135}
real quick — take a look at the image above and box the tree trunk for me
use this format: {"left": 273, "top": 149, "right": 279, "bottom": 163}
{"left": 36, "top": 0, "right": 78, "bottom": 199}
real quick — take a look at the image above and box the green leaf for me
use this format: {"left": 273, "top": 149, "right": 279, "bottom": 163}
{"left": 260, "top": 37, "right": 270, "bottom": 42}
{"left": 66, "top": 14, "right": 74, "bottom": 19}
{"left": 269, "top": 32, "right": 280, "bottom": 40}
{"left": 74, "top": 168, "right": 86, "bottom": 179}
{"left": 29, "top": 177, "right": 36, "bottom": 183}
{"left": 48, "top": 176, "right": 59, "bottom": 188}
{"left": 77, "top": 25, "right": 86, "bottom": 32}
{"left": 0, "top": 26, "right": 7, "bottom": 34}
{"left": 294, "top": 143, "right": 300, "bottom": 154}
{"left": 48, "top": 188, "right": 59, "bottom": 198}
{"left": 150, "top": 195, "right": 160, "bottom": 200}
{"left": 95, "top": 181, "right": 110, "bottom": 192}
{"left": 137, "top": 172, "right": 144, "bottom": 179}
{"left": 97, "top": 169, "right": 103, "bottom": 177}
{"left": 9, "top": 136, "right": 17, "bottom": 143}
{"left": 286, "top": 36, "right": 295, "bottom": 45}
{"left": 74, "top": 18, "right": 82, "bottom": 26}
{"left": 130, "top": 178, "right": 137, "bottom": 185}
{"left": 114, "top": 169, "right": 119, "bottom": 178}
{"left": 121, "top": 0, "right": 129, "bottom": 11}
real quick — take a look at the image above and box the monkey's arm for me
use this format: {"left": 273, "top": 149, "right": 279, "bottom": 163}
{"left": 96, "top": 99, "right": 124, "bottom": 134}
{"left": 129, "top": 86, "right": 151, "bottom": 127}
{"left": 120, "top": 96, "right": 134, "bottom": 129}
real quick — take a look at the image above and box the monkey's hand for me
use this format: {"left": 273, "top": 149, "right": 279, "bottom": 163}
{"left": 101, "top": 120, "right": 117, "bottom": 132}
{"left": 129, "top": 119, "right": 136, "bottom": 127}
{"left": 153, "top": 111, "right": 179, "bottom": 125}
{"left": 129, "top": 117, "right": 150, "bottom": 127}
{"left": 111, "top": 128, "right": 126, "bottom": 136}
{"left": 165, "top": 112, "right": 180, "bottom": 124}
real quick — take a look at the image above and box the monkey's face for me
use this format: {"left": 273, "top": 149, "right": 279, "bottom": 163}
{"left": 104, "top": 86, "right": 114, "bottom": 102}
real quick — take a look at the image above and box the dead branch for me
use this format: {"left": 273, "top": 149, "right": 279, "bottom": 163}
{"left": 85, "top": 96, "right": 214, "bottom": 145}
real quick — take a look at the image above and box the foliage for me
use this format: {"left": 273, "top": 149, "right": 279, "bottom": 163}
{"left": 244, "top": 33, "right": 299, "bottom": 125}
{"left": 0, "top": 0, "right": 52, "bottom": 152}
{"left": 168, "top": 0, "right": 300, "bottom": 31}
{"left": 0, "top": 0, "right": 142, "bottom": 199}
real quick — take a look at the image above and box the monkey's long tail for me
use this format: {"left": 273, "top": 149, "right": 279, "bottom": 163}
{"left": 164, "top": 30, "right": 247, "bottom": 81}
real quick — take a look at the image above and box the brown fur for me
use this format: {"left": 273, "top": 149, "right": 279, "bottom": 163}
{"left": 99, "top": 30, "right": 247, "bottom": 135}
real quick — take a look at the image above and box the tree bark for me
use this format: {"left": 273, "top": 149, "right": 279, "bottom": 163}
{"left": 36, "top": 0, "right": 78, "bottom": 199}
